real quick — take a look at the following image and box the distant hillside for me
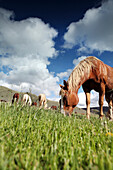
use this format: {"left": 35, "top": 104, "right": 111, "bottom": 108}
{"left": 0, "top": 86, "right": 59, "bottom": 107}
{"left": 0, "top": 86, "right": 18, "bottom": 102}
{"left": 0, "top": 86, "right": 108, "bottom": 115}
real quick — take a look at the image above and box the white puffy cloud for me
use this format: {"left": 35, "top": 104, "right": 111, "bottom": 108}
{"left": 77, "top": 90, "right": 108, "bottom": 108}
{"left": 57, "top": 56, "right": 87, "bottom": 80}
{"left": 63, "top": 0, "right": 113, "bottom": 53}
{"left": 57, "top": 69, "right": 72, "bottom": 79}
{"left": 0, "top": 8, "right": 58, "bottom": 58}
{"left": 0, "top": 8, "right": 60, "bottom": 97}
{"left": 73, "top": 56, "right": 87, "bottom": 66}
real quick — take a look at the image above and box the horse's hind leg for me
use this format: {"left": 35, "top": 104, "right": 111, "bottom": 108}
{"left": 108, "top": 100, "right": 113, "bottom": 120}
{"left": 39, "top": 96, "right": 42, "bottom": 109}
{"left": 44, "top": 100, "right": 47, "bottom": 109}
{"left": 39, "top": 100, "right": 42, "bottom": 109}
{"left": 86, "top": 92, "right": 90, "bottom": 119}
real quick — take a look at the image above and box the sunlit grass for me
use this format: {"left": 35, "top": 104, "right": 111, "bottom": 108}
{"left": 0, "top": 103, "right": 113, "bottom": 169}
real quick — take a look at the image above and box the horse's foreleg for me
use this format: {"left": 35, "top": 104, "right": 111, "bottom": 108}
{"left": 86, "top": 92, "right": 90, "bottom": 119}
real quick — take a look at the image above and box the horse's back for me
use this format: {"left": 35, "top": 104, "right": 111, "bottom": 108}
{"left": 13, "top": 93, "right": 19, "bottom": 98}
{"left": 38, "top": 94, "right": 47, "bottom": 108}
{"left": 23, "top": 94, "right": 32, "bottom": 105}
{"left": 12, "top": 93, "right": 19, "bottom": 104}
{"left": 39, "top": 94, "right": 46, "bottom": 101}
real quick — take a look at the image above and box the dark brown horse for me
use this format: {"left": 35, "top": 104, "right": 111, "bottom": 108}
{"left": 60, "top": 56, "right": 113, "bottom": 119}
{"left": 51, "top": 105, "right": 57, "bottom": 110}
{"left": 105, "top": 91, "right": 113, "bottom": 120}
{"left": 12, "top": 93, "right": 19, "bottom": 104}
{"left": 32, "top": 102, "right": 37, "bottom": 106}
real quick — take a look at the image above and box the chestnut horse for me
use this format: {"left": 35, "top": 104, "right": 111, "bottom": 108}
{"left": 105, "top": 90, "right": 113, "bottom": 120}
{"left": 22, "top": 94, "right": 32, "bottom": 106}
{"left": 38, "top": 94, "right": 47, "bottom": 109}
{"left": 32, "top": 102, "right": 37, "bottom": 106}
{"left": 12, "top": 93, "right": 19, "bottom": 104}
{"left": 60, "top": 56, "right": 113, "bottom": 119}
{"left": 51, "top": 105, "right": 57, "bottom": 110}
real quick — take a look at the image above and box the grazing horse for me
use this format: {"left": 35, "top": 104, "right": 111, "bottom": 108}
{"left": 60, "top": 56, "right": 113, "bottom": 119}
{"left": 105, "top": 91, "right": 113, "bottom": 120}
{"left": 38, "top": 94, "right": 47, "bottom": 109}
{"left": 51, "top": 105, "right": 57, "bottom": 110}
{"left": 12, "top": 93, "right": 19, "bottom": 104}
{"left": 22, "top": 94, "right": 32, "bottom": 106}
{"left": 32, "top": 102, "right": 37, "bottom": 106}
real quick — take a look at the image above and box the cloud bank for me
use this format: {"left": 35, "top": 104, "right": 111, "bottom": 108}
{"left": 0, "top": 8, "right": 60, "bottom": 97}
{"left": 77, "top": 90, "right": 108, "bottom": 108}
{"left": 63, "top": 0, "right": 113, "bottom": 53}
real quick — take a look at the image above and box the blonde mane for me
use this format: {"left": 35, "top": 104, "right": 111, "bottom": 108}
{"left": 68, "top": 56, "right": 98, "bottom": 91}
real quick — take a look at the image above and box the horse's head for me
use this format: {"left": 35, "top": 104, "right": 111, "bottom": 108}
{"left": 59, "top": 80, "right": 79, "bottom": 115}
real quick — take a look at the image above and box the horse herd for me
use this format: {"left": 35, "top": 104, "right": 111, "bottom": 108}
{"left": 12, "top": 93, "right": 58, "bottom": 110}
{"left": 2, "top": 56, "right": 113, "bottom": 120}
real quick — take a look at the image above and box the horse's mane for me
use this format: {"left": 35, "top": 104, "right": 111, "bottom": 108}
{"left": 68, "top": 56, "right": 100, "bottom": 91}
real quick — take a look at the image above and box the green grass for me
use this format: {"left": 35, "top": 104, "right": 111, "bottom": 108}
{"left": 0, "top": 103, "right": 113, "bottom": 170}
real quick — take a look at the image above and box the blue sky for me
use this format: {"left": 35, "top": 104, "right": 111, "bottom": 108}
{"left": 0, "top": 0, "right": 113, "bottom": 107}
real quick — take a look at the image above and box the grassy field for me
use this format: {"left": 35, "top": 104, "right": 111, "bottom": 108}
{"left": 0, "top": 103, "right": 113, "bottom": 170}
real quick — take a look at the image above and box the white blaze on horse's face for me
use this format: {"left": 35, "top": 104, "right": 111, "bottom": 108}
{"left": 60, "top": 82, "right": 79, "bottom": 116}
{"left": 60, "top": 95, "right": 65, "bottom": 115}
{"left": 59, "top": 88, "right": 66, "bottom": 115}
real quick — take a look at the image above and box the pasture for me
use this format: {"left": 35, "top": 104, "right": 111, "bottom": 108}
{"left": 0, "top": 103, "right": 113, "bottom": 170}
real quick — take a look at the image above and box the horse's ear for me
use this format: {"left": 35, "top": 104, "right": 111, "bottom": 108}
{"left": 63, "top": 80, "right": 69, "bottom": 90}
{"left": 63, "top": 80, "right": 67, "bottom": 86}
{"left": 59, "top": 84, "right": 64, "bottom": 89}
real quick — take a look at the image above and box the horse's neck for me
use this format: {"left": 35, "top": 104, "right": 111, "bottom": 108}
{"left": 68, "top": 71, "right": 89, "bottom": 93}
{"left": 68, "top": 57, "right": 96, "bottom": 93}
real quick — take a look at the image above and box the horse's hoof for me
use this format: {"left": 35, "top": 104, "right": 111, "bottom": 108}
{"left": 99, "top": 115, "right": 104, "bottom": 120}
{"left": 109, "top": 118, "right": 113, "bottom": 121}
{"left": 86, "top": 115, "right": 90, "bottom": 119}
